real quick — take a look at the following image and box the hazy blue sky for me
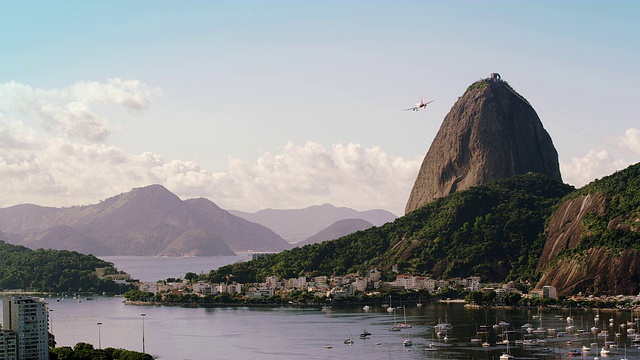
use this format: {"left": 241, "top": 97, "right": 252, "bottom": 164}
{"left": 1, "top": 1, "right": 638, "bottom": 215}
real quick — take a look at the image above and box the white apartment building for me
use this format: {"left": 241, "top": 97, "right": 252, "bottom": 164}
{"left": 2, "top": 296, "right": 49, "bottom": 360}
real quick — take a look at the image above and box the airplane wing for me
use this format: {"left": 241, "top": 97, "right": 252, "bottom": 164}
{"left": 403, "top": 107, "right": 415, "bottom": 111}
{"left": 424, "top": 99, "right": 436, "bottom": 105}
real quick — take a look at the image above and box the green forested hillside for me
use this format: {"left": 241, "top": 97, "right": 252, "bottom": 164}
{"left": 207, "top": 174, "right": 573, "bottom": 284}
{"left": 0, "top": 241, "right": 132, "bottom": 293}
{"left": 564, "top": 162, "right": 640, "bottom": 253}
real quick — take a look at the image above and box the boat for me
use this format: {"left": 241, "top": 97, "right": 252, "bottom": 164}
{"left": 389, "top": 306, "right": 401, "bottom": 331}
{"left": 582, "top": 345, "right": 591, "bottom": 351}
{"left": 402, "top": 339, "right": 413, "bottom": 347}
{"left": 343, "top": 339, "right": 353, "bottom": 345}
{"left": 500, "top": 337, "right": 514, "bottom": 360}
{"left": 396, "top": 305, "right": 412, "bottom": 328}
{"left": 362, "top": 305, "right": 370, "bottom": 311}
{"left": 569, "top": 349, "right": 581, "bottom": 356}
{"left": 359, "top": 330, "right": 371, "bottom": 338}
{"left": 387, "top": 295, "right": 394, "bottom": 313}
{"left": 600, "top": 347, "right": 610, "bottom": 356}
{"left": 435, "top": 319, "right": 453, "bottom": 333}
{"left": 417, "top": 295, "right": 423, "bottom": 307}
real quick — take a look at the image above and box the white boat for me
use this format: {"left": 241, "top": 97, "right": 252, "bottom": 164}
{"left": 500, "top": 340, "right": 514, "bottom": 360}
{"left": 396, "top": 305, "right": 411, "bottom": 328}
{"left": 600, "top": 347, "right": 610, "bottom": 355}
{"left": 435, "top": 319, "right": 453, "bottom": 332}
{"left": 387, "top": 295, "right": 394, "bottom": 313}
{"left": 362, "top": 305, "right": 370, "bottom": 311}
{"left": 403, "top": 339, "right": 413, "bottom": 347}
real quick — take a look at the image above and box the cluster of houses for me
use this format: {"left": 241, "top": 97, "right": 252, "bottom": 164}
{"left": 131, "top": 266, "right": 559, "bottom": 301}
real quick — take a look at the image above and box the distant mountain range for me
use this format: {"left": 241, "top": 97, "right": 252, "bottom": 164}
{"left": 0, "top": 185, "right": 287, "bottom": 256}
{"left": 230, "top": 204, "right": 397, "bottom": 243}
{"left": 0, "top": 186, "right": 395, "bottom": 256}
{"left": 296, "top": 219, "right": 374, "bottom": 247}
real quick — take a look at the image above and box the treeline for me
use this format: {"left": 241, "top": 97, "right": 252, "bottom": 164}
{"left": 204, "top": 173, "right": 573, "bottom": 285}
{"left": 51, "top": 343, "right": 152, "bottom": 360}
{"left": 0, "top": 241, "right": 133, "bottom": 293}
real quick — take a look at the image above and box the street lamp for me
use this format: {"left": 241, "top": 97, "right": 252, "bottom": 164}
{"left": 141, "top": 313, "right": 146, "bottom": 353}
{"left": 97, "top": 322, "right": 103, "bottom": 350}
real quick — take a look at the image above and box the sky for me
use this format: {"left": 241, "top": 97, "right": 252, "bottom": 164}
{"left": 1, "top": 1, "right": 639, "bottom": 216}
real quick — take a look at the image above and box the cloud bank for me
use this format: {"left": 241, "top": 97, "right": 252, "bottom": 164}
{"left": 560, "top": 128, "right": 640, "bottom": 188}
{"left": 1, "top": 79, "right": 638, "bottom": 216}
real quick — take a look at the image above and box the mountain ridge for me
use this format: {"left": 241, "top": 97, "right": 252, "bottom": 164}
{"left": 0, "top": 185, "right": 287, "bottom": 256}
{"left": 230, "top": 204, "right": 396, "bottom": 243}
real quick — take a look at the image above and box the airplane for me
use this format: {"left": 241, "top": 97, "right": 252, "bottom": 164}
{"left": 404, "top": 97, "right": 435, "bottom": 111}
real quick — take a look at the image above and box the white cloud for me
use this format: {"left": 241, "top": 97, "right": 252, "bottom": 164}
{"left": 0, "top": 122, "right": 420, "bottom": 215}
{"left": 66, "top": 78, "right": 162, "bottom": 112}
{"left": 560, "top": 128, "right": 640, "bottom": 188}
{"left": 619, "top": 128, "right": 640, "bottom": 154}
{"left": 0, "top": 79, "right": 160, "bottom": 142}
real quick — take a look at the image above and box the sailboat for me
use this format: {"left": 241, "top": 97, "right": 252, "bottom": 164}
{"left": 500, "top": 340, "right": 514, "bottom": 360}
{"left": 387, "top": 295, "right": 394, "bottom": 313}
{"left": 388, "top": 308, "right": 400, "bottom": 332}
{"left": 417, "top": 295, "right": 423, "bottom": 308}
{"left": 425, "top": 329, "right": 437, "bottom": 351}
{"left": 471, "top": 324, "right": 482, "bottom": 343}
{"left": 396, "top": 305, "right": 412, "bottom": 328}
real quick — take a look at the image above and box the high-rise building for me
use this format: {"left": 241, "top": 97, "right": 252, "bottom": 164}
{"left": 2, "top": 296, "right": 49, "bottom": 360}
{"left": 0, "top": 328, "right": 18, "bottom": 360}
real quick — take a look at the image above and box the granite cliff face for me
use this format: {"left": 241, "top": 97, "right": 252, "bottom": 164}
{"left": 405, "top": 76, "right": 562, "bottom": 214}
{"left": 537, "top": 190, "right": 640, "bottom": 295}
{"left": 535, "top": 162, "right": 640, "bottom": 295}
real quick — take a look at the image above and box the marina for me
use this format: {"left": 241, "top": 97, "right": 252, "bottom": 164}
{"left": 4, "top": 294, "right": 640, "bottom": 359}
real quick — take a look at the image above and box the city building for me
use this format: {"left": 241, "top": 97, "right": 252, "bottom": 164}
{"left": 0, "top": 328, "right": 18, "bottom": 360}
{"left": 2, "top": 296, "right": 49, "bottom": 360}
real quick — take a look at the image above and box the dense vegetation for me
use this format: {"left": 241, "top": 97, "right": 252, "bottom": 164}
{"left": 0, "top": 241, "right": 133, "bottom": 293}
{"left": 50, "top": 343, "right": 152, "bottom": 360}
{"left": 206, "top": 174, "right": 573, "bottom": 285}
{"left": 566, "top": 162, "right": 640, "bottom": 253}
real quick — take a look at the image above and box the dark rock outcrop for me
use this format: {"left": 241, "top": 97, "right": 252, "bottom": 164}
{"left": 537, "top": 247, "right": 640, "bottom": 296}
{"left": 537, "top": 189, "right": 640, "bottom": 295}
{"left": 405, "top": 76, "right": 562, "bottom": 214}
{"left": 537, "top": 193, "right": 607, "bottom": 267}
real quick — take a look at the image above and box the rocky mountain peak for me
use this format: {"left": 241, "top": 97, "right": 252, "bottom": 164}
{"left": 405, "top": 74, "right": 562, "bottom": 214}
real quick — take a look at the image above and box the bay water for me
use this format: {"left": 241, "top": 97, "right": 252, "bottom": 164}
{"left": 2, "top": 256, "right": 639, "bottom": 359}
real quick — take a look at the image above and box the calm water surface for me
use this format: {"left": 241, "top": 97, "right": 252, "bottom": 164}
{"left": 99, "top": 254, "right": 250, "bottom": 282}
{"left": 3, "top": 257, "right": 640, "bottom": 359}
